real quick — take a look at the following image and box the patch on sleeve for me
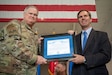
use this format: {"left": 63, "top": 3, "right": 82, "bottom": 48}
{"left": 6, "top": 24, "right": 19, "bottom": 36}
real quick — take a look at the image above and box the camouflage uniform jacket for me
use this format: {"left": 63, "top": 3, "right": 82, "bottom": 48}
{"left": 0, "top": 20, "right": 38, "bottom": 75}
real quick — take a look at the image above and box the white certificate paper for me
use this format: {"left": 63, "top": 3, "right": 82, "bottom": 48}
{"left": 47, "top": 38, "right": 70, "bottom": 56}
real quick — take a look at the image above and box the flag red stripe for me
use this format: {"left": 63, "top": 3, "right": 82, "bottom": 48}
{"left": 0, "top": 5, "right": 96, "bottom": 11}
{"left": 0, "top": 18, "right": 98, "bottom": 22}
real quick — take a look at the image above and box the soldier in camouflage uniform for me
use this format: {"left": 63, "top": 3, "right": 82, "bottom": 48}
{"left": 0, "top": 5, "right": 47, "bottom": 75}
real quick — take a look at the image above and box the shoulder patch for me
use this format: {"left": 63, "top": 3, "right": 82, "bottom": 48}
{"left": 7, "top": 24, "right": 18, "bottom": 34}
{"left": 6, "top": 20, "right": 20, "bottom": 36}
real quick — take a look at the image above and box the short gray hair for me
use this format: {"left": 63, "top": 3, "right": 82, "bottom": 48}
{"left": 24, "top": 5, "right": 38, "bottom": 13}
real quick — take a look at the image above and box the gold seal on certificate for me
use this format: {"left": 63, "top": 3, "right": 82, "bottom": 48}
{"left": 41, "top": 33, "right": 75, "bottom": 61}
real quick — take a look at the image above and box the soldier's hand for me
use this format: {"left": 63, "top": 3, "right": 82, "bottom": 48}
{"left": 36, "top": 55, "right": 47, "bottom": 65}
{"left": 38, "top": 37, "right": 43, "bottom": 44}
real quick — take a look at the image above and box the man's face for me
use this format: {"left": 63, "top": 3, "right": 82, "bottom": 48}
{"left": 78, "top": 11, "right": 92, "bottom": 29}
{"left": 24, "top": 7, "right": 38, "bottom": 26}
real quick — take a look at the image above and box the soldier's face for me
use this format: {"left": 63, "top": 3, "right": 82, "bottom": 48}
{"left": 24, "top": 7, "right": 38, "bottom": 26}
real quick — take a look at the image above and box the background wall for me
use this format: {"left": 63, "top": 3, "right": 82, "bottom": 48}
{"left": 0, "top": 0, "right": 112, "bottom": 75}
{"left": 33, "top": 0, "right": 112, "bottom": 43}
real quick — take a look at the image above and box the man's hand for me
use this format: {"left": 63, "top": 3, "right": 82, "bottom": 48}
{"left": 36, "top": 55, "right": 47, "bottom": 65}
{"left": 38, "top": 37, "right": 43, "bottom": 44}
{"left": 69, "top": 54, "right": 86, "bottom": 64}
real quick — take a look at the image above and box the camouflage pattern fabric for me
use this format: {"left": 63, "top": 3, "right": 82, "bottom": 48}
{"left": 0, "top": 20, "right": 38, "bottom": 75}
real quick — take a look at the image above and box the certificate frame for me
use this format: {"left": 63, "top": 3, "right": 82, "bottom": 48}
{"left": 41, "top": 33, "right": 75, "bottom": 61}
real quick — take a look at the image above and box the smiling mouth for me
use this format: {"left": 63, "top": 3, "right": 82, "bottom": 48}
{"left": 82, "top": 20, "right": 87, "bottom": 23}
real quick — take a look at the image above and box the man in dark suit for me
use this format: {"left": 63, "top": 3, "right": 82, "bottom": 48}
{"left": 55, "top": 10, "right": 111, "bottom": 75}
{"left": 69, "top": 10, "right": 111, "bottom": 75}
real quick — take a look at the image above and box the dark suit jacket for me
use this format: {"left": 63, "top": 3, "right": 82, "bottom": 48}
{"left": 72, "top": 29, "right": 111, "bottom": 75}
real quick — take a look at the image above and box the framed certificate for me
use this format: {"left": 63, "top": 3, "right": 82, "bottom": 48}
{"left": 41, "top": 33, "right": 75, "bottom": 61}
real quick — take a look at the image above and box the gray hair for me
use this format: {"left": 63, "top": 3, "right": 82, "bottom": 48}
{"left": 24, "top": 5, "right": 38, "bottom": 13}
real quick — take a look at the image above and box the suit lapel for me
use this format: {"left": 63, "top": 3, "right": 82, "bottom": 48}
{"left": 76, "top": 33, "right": 82, "bottom": 54}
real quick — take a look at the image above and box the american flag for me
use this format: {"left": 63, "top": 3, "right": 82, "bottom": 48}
{"left": 0, "top": 0, "right": 97, "bottom": 22}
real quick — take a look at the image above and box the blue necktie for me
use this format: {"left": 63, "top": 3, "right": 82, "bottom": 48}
{"left": 82, "top": 31, "right": 87, "bottom": 51}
